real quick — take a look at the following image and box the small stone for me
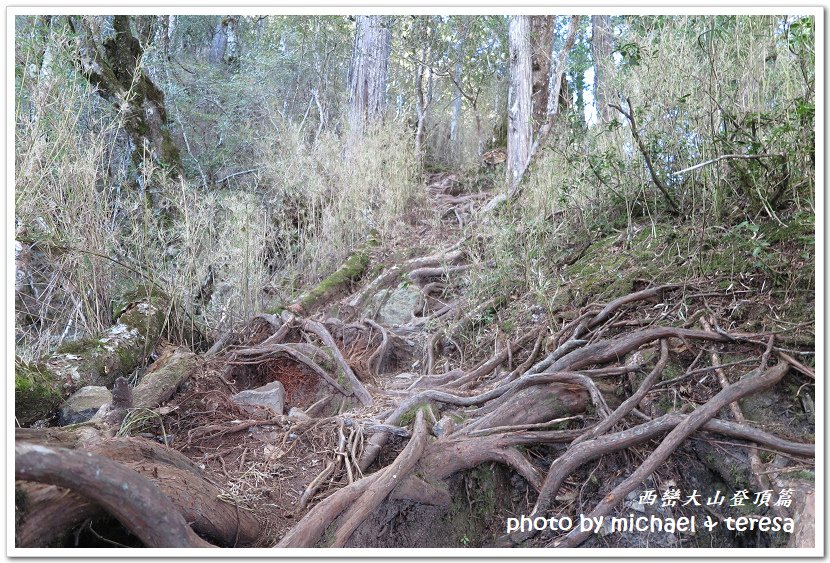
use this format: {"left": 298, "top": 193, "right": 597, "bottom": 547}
{"left": 59, "top": 386, "right": 112, "bottom": 425}
{"left": 367, "top": 285, "right": 422, "bottom": 325}
{"left": 232, "top": 381, "right": 285, "bottom": 415}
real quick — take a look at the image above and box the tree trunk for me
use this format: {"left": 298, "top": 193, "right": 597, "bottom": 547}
{"left": 592, "top": 15, "right": 614, "bottom": 123}
{"left": 209, "top": 18, "right": 228, "bottom": 64}
{"left": 224, "top": 16, "right": 240, "bottom": 67}
{"left": 209, "top": 16, "right": 240, "bottom": 68}
{"left": 449, "top": 19, "right": 466, "bottom": 159}
{"left": 530, "top": 16, "right": 554, "bottom": 128}
{"left": 348, "top": 15, "right": 392, "bottom": 136}
{"left": 546, "top": 16, "right": 580, "bottom": 118}
{"left": 70, "top": 15, "right": 182, "bottom": 174}
{"left": 413, "top": 33, "right": 432, "bottom": 167}
{"left": 507, "top": 16, "right": 532, "bottom": 191}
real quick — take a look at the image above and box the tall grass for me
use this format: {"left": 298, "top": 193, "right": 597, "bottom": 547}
{"left": 257, "top": 119, "right": 422, "bottom": 288}
{"left": 16, "top": 21, "right": 423, "bottom": 353}
{"left": 15, "top": 25, "right": 125, "bottom": 360}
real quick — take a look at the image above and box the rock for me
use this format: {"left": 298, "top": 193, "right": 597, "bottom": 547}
{"left": 59, "top": 386, "right": 112, "bottom": 425}
{"left": 787, "top": 488, "right": 815, "bottom": 548}
{"left": 774, "top": 472, "right": 816, "bottom": 549}
{"left": 368, "top": 284, "right": 422, "bottom": 325}
{"left": 232, "top": 381, "right": 285, "bottom": 415}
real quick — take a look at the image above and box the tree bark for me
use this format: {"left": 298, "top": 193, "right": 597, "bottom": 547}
{"left": 209, "top": 18, "right": 228, "bottom": 64}
{"left": 530, "top": 16, "right": 554, "bottom": 128}
{"left": 70, "top": 15, "right": 182, "bottom": 173}
{"left": 591, "top": 15, "right": 614, "bottom": 123}
{"left": 15, "top": 433, "right": 262, "bottom": 547}
{"left": 348, "top": 15, "right": 392, "bottom": 136}
{"left": 507, "top": 16, "right": 532, "bottom": 191}
{"left": 16, "top": 442, "right": 215, "bottom": 548}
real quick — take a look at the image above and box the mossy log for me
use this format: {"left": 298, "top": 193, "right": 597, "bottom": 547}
{"left": 15, "top": 292, "right": 169, "bottom": 427}
{"left": 288, "top": 233, "right": 379, "bottom": 315}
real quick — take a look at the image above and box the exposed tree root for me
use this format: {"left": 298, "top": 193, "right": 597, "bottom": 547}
{"left": 553, "top": 361, "right": 789, "bottom": 547}
{"left": 16, "top": 442, "right": 215, "bottom": 548}
{"left": 571, "top": 339, "right": 670, "bottom": 445}
{"left": 331, "top": 410, "right": 429, "bottom": 547}
{"left": 17, "top": 278, "right": 813, "bottom": 550}
{"left": 15, "top": 431, "right": 262, "bottom": 547}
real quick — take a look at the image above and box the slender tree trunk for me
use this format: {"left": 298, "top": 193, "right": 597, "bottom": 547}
{"left": 592, "top": 15, "right": 614, "bottom": 123}
{"left": 449, "top": 56, "right": 464, "bottom": 155}
{"left": 209, "top": 16, "right": 240, "bottom": 68}
{"left": 449, "top": 57, "right": 463, "bottom": 153}
{"left": 209, "top": 18, "right": 228, "bottom": 64}
{"left": 23, "top": 16, "right": 54, "bottom": 177}
{"left": 414, "top": 45, "right": 432, "bottom": 166}
{"left": 530, "top": 16, "right": 554, "bottom": 128}
{"left": 167, "top": 16, "right": 176, "bottom": 53}
{"left": 507, "top": 16, "right": 532, "bottom": 191}
{"left": 348, "top": 15, "right": 392, "bottom": 136}
{"left": 546, "top": 16, "right": 580, "bottom": 118}
{"left": 224, "top": 16, "right": 240, "bottom": 67}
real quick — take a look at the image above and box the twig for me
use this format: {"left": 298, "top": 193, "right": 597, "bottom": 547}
{"left": 671, "top": 153, "right": 785, "bottom": 177}
{"left": 215, "top": 168, "right": 260, "bottom": 185}
{"left": 610, "top": 97, "right": 680, "bottom": 215}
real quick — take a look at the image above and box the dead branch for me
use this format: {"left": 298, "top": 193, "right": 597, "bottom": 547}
{"left": 609, "top": 97, "right": 680, "bottom": 215}
{"left": 670, "top": 152, "right": 786, "bottom": 177}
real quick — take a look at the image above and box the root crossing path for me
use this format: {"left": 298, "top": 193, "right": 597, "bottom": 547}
{"left": 15, "top": 173, "right": 815, "bottom": 549}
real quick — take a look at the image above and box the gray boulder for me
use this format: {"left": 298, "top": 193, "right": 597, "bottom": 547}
{"left": 369, "top": 284, "right": 421, "bottom": 325}
{"left": 232, "top": 381, "right": 285, "bottom": 415}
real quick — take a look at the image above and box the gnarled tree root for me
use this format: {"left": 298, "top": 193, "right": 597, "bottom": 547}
{"left": 15, "top": 432, "right": 261, "bottom": 547}
{"left": 16, "top": 442, "right": 215, "bottom": 548}
{"left": 552, "top": 361, "right": 790, "bottom": 547}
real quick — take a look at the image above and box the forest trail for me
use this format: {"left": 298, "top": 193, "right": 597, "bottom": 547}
{"left": 15, "top": 165, "right": 816, "bottom": 549}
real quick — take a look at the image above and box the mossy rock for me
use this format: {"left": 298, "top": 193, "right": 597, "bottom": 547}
{"left": 15, "top": 359, "right": 62, "bottom": 426}
{"left": 16, "top": 292, "right": 170, "bottom": 426}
